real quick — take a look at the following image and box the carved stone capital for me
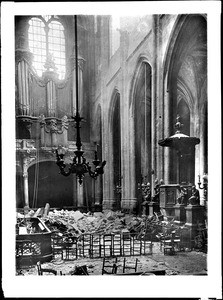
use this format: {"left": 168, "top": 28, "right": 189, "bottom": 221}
{"left": 60, "top": 115, "right": 69, "bottom": 132}
{"left": 49, "top": 119, "right": 58, "bottom": 133}
{"left": 43, "top": 117, "right": 69, "bottom": 135}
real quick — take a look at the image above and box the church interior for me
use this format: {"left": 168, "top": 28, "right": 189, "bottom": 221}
{"left": 14, "top": 13, "right": 209, "bottom": 276}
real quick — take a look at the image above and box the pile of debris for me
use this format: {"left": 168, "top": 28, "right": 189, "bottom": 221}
{"left": 16, "top": 205, "right": 164, "bottom": 241}
{"left": 17, "top": 204, "right": 207, "bottom": 252}
{"left": 44, "top": 209, "right": 160, "bottom": 240}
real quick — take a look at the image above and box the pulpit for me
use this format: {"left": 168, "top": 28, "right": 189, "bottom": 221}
{"left": 158, "top": 116, "right": 203, "bottom": 231}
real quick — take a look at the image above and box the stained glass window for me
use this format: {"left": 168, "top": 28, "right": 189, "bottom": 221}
{"left": 28, "top": 16, "right": 65, "bottom": 80}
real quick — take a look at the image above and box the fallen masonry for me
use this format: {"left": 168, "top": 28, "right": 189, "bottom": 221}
{"left": 16, "top": 205, "right": 207, "bottom": 275}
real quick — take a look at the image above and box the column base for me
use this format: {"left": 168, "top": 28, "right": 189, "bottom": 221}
{"left": 121, "top": 199, "right": 138, "bottom": 214}
{"left": 148, "top": 202, "right": 160, "bottom": 217}
{"left": 102, "top": 199, "right": 119, "bottom": 211}
{"left": 174, "top": 204, "right": 186, "bottom": 226}
{"left": 185, "top": 205, "right": 206, "bottom": 248}
{"left": 92, "top": 203, "right": 102, "bottom": 212}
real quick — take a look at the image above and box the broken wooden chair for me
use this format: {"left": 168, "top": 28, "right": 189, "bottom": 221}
{"left": 70, "top": 265, "right": 89, "bottom": 275}
{"left": 122, "top": 258, "right": 138, "bottom": 273}
{"left": 51, "top": 233, "right": 65, "bottom": 260}
{"left": 154, "top": 212, "right": 164, "bottom": 221}
{"left": 36, "top": 261, "right": 57, "bottom": 275}
{"left": 102, "top": 257, "right": 118, "bottom": 275}
{"left": 163, "top": 231, "right": 176, "bottom": 255}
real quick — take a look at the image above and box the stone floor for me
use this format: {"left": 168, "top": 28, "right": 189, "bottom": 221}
{"left": 17, "top": 243, "right": 207, "bottom": 276}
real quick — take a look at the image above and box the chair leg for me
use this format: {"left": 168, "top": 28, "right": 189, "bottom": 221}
{"left": 123, "top": 258, "right": 126, "bottom": 273}
{"left": 135, "top": 258, "right": 138, "bottom": 272}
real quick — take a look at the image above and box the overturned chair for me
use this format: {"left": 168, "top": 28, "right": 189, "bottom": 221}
{"left": 102, "top": 257, "right": 118, "bottom": 275}
{"left": 122, "top": 258, "right": 138, "bottom": 273}
{"left": 36, "top": 261, "right": 57, "bottom": 275}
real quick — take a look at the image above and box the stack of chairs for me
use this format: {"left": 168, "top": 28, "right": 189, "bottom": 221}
{"left": 51, "top": 233, "right": 65, "bottom": 260}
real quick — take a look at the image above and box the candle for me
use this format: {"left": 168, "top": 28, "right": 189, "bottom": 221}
{"left": 94, "top": 150, "right": 98, "bottom": 160}
{"left": 198, "top": 175, "right": 200, "bottom": 183}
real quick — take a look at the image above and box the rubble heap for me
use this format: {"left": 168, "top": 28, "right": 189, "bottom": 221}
{"left": 44, "top": 209, "right": 160, "bottom": 239}
{"left": 16, "top": 207, "right": 164, "bottom": 241}
{"left": 16, "top": 206, "right": 207, "bottom": 252}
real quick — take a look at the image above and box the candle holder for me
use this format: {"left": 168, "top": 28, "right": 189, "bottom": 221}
{"left": 138, "top": 181, "right": 151, "bottom": 202}
{"left": 197, "top": 174, "right": 208, "bottom": 200}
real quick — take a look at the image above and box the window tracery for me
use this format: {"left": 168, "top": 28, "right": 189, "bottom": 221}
{"left": 28, "top": 15, "right": 66, "bottom": 79}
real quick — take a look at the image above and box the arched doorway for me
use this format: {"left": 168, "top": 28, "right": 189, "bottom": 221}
{"left": 134, "top": 62, "right": 152, "bottom": 213}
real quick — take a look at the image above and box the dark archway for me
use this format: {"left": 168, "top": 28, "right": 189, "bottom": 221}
{"left": 134, "top": 62, "right": 152, "bottom": 212}
{"left": 28, "top": 161, "right": 73, "bottom": 209}
{"left": 112, "top": 93, "right": 121, "bottom": 209}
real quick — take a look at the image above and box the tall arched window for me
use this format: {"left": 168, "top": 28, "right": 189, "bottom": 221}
{"left": 28, "top": 15, "right": 66, "bottom": 79}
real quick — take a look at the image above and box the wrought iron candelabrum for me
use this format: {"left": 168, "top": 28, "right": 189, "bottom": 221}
{"left": 55, "top": 119, "right": 106, "bottom": 184}
{"left": 55, "top": 15, "right": 106, "bottom": 185}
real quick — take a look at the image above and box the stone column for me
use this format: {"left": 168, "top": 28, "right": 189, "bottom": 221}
{"left": 94, "top": 177, "right": 102, "bottom": 211}
{"left": 23, "top": 171, "right": 29, "bottom": 207}
{"left": 151, "top": 14, "right": 158, "bottom": 196}
{"left": 148, "top": 201, "right": 160, "bottom": 217}
{"left": 77, "top": 180, "right": 84, "bottom": 210}
{"left": 163, "top": 80, "right": 171, "bottom": 184}
{"left": 72, "top": 174, "right": 77, "bottom": 208}
{"left": 198, "top": 112, "right": 207, "bottom": 206}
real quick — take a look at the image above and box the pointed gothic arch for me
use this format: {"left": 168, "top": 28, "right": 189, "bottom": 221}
{"left": 110, "top": 90, "right": 122, "bottom": 209}
{"left": 132, "top": 61, "right": 152, "bottom": 212}
{"left": 163, "top": 14, "right": 207, "bottom": 184}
